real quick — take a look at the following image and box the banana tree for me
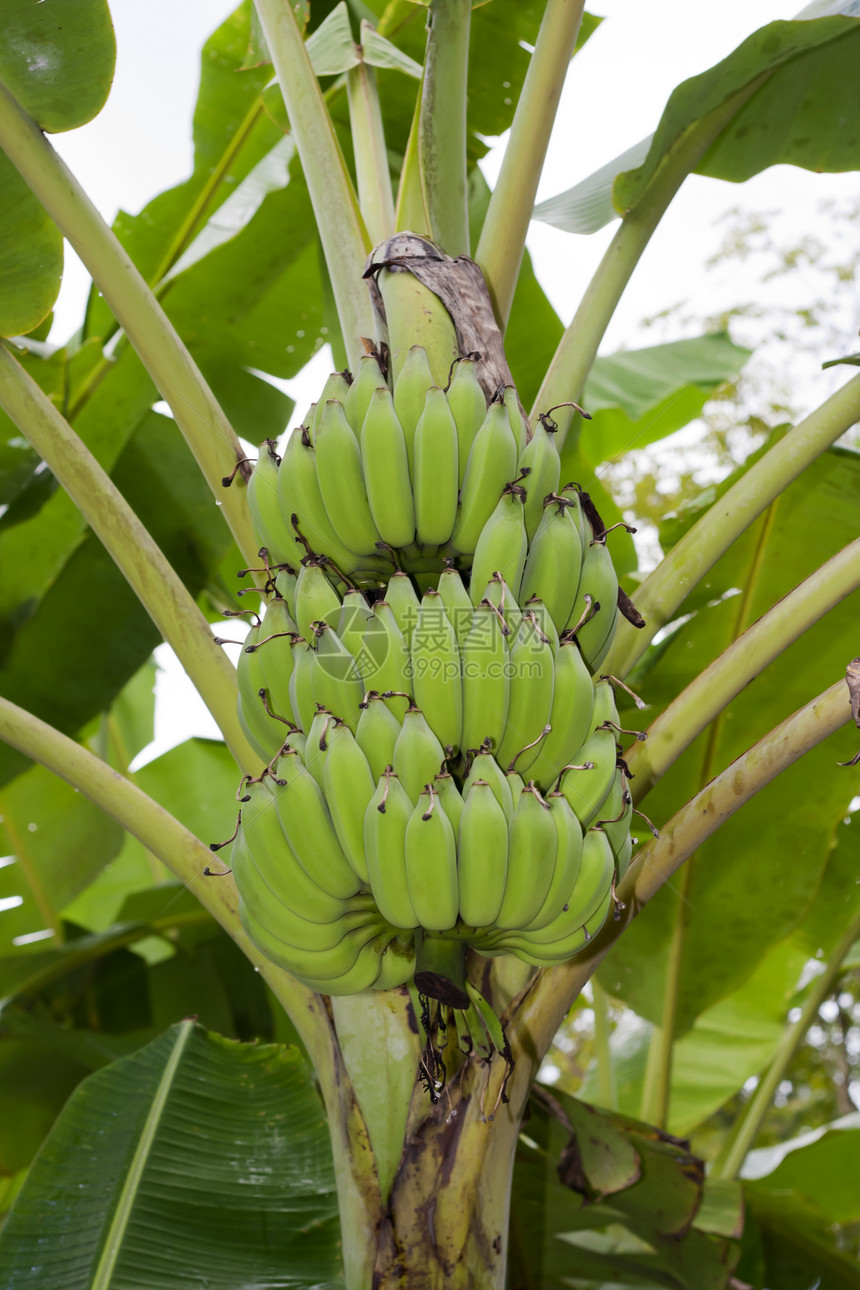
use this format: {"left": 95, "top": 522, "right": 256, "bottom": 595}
{"left": 0, "top": 0, "right": 859, "bottom": 1286}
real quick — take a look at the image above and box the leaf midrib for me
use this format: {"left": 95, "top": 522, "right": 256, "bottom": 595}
{"left": 90, "top": 1019, "right": 195, "bottom": 1290}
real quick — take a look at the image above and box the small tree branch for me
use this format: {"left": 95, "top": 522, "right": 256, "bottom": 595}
{"left": 605, "top": 371, "right": 860, "bottom": 679}
{"left": 253, "top": 0, "right": 376, "bottom": 366}
{"left": 0, "top": 343, "right": 258, "bottom": 776}
{"left": 507, "top": 677, "right": 855, "bottom": 1077}
{"left": 627, "top": 535, "right": 860, "bottom": 801}
{"left": 0, "top": 83, "right": 260, "bottom": 569}
{"left": 711, "top": 901, "right": 860, "bottom": 1180}
{"left": 476, "top": 0, "right": 586, "bottom": 326}
{"left": 419, "top": 0, "right": 471, "bottom": 256}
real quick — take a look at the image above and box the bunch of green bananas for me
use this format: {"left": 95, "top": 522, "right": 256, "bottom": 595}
{"left": 220, "top": 345, "right": 645, "bottom": 1012}
{"left": 224, "top": 551, "right": 640, "bottom": 1009}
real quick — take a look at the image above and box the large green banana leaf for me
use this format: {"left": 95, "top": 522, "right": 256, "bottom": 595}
{"left": 0, "top": 0, "right": 116, "bottom": 335}
{"left": 0, "top": 1021, "right": 342, "bottom": 1288}
{"left": 598, "top": 443, "right": 860, "bottom": 1033}
{"left": 534, "top": 11, "right": 860, "bottom": 236}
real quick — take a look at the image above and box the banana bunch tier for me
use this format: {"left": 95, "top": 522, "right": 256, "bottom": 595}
{"left": 241, "top": 348, "right": 594, "bottom": 583}
{"left": 226, "top": 552, "right": 641, "bottom": 1002}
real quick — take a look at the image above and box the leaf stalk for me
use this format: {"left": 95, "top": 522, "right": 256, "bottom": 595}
{"left": 530, "top": 78, "right": 766, "bottom": 439}
{"left": 0, "top": 82, "right": 260, "bottom": 569}
{"left": 628, "top": 534, "right": 860, "bottom": 801}
{"left": 253, "top": 0, "right": 376, "bottom": 364}
{"left": 419, "top": 0, "right": 471, "bottom": 256}
{"left": 606, "top": 371, "right": 860, "bottom": 679}
{"left": 476, "top": 0, "right": 586, "bottom": 325}
{"left": 711, "top": 901, "right": 860, "bottom": 1180}
{"left": 0, "top": 343, "right": 258, "bottom": 776}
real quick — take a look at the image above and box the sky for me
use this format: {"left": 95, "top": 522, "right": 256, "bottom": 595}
{"left": 45, "top": 0, "right": 860, "bottom": 761}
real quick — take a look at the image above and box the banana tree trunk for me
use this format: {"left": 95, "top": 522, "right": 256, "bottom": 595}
{"left": 373, "top": 1061, "right": 523, "bottom": 1288}
{"left": 329, "top": 968, "right": 539, "bottom": 1290}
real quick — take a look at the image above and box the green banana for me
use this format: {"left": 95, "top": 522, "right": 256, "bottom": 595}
{"left": 315, "top": 399, "right": 382, "bottom": 555}
{"left": 591, "top": 676, "right": 621, "bottom": 729}
{"left": 413, "top": 386, "right": 459, "bottom": 546}
{"left": 360, "top": 601, "right": 413, "bottom": 710}
{"left": 288, "top": 635, "right": 316, "bottom": 732}
{"left": 385, "top": 572, "right": 421, "bottom": 646}
{"left": 559, "top": 484, "right": 592, "bottom": 550}
{"left": 345, "top": 353, "right": 388, "bottom": 432}
{"left": 503, "top": 385, "right": 530, "bottom": 455}
{"left": 355, "top": 692, "right": 401, "bottom": 781}
{"left": 239, "top": 901, "right": 390, "bottom": 993}
{"left": 480, "top": 572, "right": 520, "bottom": 632}
{"left": 520, "top": 791, "right": 583, "bottom": 931}
{"left": 436, "top": 564, "right": 473, "bottom": 652}
{"left": 434, "top": 771, "right": 464, "bottom": 836}
{"left": 235, "top": 777, "right": 354, "bottom": 922}
{"left": 492, "top": 886, "right": 613, "bottom": 967}
{"left": 393, "top": 705, "right": 447, "bottom": 802}
{"left": 232, "top": 815, "right": 375, "bottom": 950}
{"left": 567, "top": 539, "right": 619, "bottom": 672}
{"left": 279, "top": 427, "right": 360, "bottom": 571}
{"left": 615, "top": 831, "right": 634, "bottom": 881}
{"left": 463, "top": 749, "right": 514, "bottom": 820}
{"left": 411, "top": 589, "right": 462, "bottom": 752}
{"left": 274, "top": 567, "right": 298, "bottom": 618}
{"left": 236, "top": 622, "right": 283, "bottom": 762}
{"left": 450, "top": 402, "right": 518, "bottom": 555}
{"left": 360, "top": 386, "right": 416, "bottom": 549}
{"left": 321, "top": 720, "right": 376, "bottom": 883}
{"left": 456, "top": 779, "right": 509, "bottom": 928}
{"left": 365, "top": 769, "right": 419, "bottom": 928}
{"left": 337, "top": 588, "right": 374, "bottom": 663}
{"left": 253, "top": 598, "right": 297, "bottom": 725}
{"left": 469, "top": 484, "right": 528, "bottom": 607}
{"left": 518, "top": 422, "right": 561, "bottom": 540}
{"left": 446, "top": 358, "right": 488, "bottom": 486}
{"left": 393, "top": 345, "right": 434, "bottom": 476}
{"left": 495, "top": 612, "right": 555, "bottom": 774}
{"left": 404, "top": 786, "right": 459, "bottom": 931}
{"left": 505, "top": 768, "right": 526, "bottom": 803}
{"left": 304, "top": 708, "right": 333, "bottom": 787}
{"left": 247, "top": 439, "right": 304, "bottom": 567}
{"left": 310, "top": 371, "right": 352, "bottom": 442}
{"left": 558, "top": 727, "right": 618, "bottom": 828}
{"left": 310, "top": 622, "right": 364, "bottom": 728}
{"left": 527, "top": 641, "right": 596, "bottom": 793}
{"left": 512, "top": 826, "right": 615, "bottom": 945}
{"left": 494, "top": 784, "right": 558, "bottom": 929}
{"left": 270, "top": 750, "right": 365, "bottom": 896}
{"left": 519, "top": 496, "right": 584, "bottom": 633}
{"left": 522, "top": 597, "right": 559, "bottom": 653}
{"left": 597, "top": 768, "right": 633, "bottom": 872}
{"left": 460, "top": 600, "right": 510, "bottom": 756}
{"left": 372, "top": 935, "right": 417, "bottom": 991}
{"left": 293, "top": 560, "right": 342, "bottom": 642}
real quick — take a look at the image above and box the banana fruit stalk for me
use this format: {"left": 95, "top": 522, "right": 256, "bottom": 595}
{"left": 220, "top": 324, "right": 644, "bottom": 1009}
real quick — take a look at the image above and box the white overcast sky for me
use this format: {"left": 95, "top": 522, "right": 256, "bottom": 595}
{"left": 46, "top": 0, "right": 859, "bottom": 759}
